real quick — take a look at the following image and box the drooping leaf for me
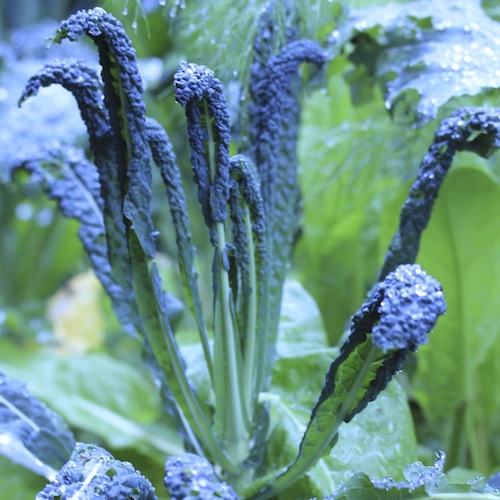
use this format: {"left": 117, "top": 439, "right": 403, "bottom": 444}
{"left": 17, "top": 57, "right": 136, "bottom": 322}
{"left": 18, "top": 59, "right": 110, "bottom": 161}
{"left": 52, "top": 7, "right": 156, "bottom": 258}
{"left": 337, "top": 0, "right": 500, "bottom": 125}
{"left": 0, "top": 371, "right": 75, "bottom": 479}
{"left": 13, "top": 148, "right": 137, "bottom": 335}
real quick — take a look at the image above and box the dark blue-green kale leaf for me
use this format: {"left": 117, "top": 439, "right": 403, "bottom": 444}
{"left": 145, "top": 117, "right": 212, "bottom": 378}
{"left": 164, "top": 453, "right": 237, "bottom": 500}
{"left": 36, "top": 443, "right": 157, "bottom": 500}
{"left": 17, "top": 59, "right": 138, "bottom": 335}
{"left": 248, "top": 38, "right": 326, "bottom": 349}
{"left": 380, "top": 106, "right": 500, "bottom": 279}
{"left": 0, "top": 371, "right": 75, "bottom": 478}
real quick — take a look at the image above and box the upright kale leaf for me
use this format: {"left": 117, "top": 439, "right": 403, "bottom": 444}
{"left": 52, "top": 7, "right": 156, "bottom": 258}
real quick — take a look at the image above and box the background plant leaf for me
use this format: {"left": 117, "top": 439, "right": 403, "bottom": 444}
{"left": 336, "top": 0, "right": 500, "bottom": 125}
{"left": 295, "top": 58, "right": 437, "bottom": 345}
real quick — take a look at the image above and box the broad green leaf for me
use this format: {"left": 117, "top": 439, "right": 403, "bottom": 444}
{"left": 254, "top": 264, "right": 443, "bottom": 499}
{"left": 270, "top": 280, "right": 338, "bottom": 431}
{"left": 338, "top": 0, "right": 500, "bottom": 125}
{"left": 324, "top": 381, "right": 417, "bottom": 490}
{"left": 277, "top": 279, "right": 330, "bottom": 350}
{"left": 331, "top": 472, "right": 500, "bottom": 499}
{"left": 413, "top": 167, "right": 500, "bottom": 472}
{"left": 0, "top": 344, "right": 182, "bottom": 462}
{"left": 0, "top": 371, "right": 75, "bottom": 478}
{"left": 263, "top": 381, "right": 416, "bottom": 500}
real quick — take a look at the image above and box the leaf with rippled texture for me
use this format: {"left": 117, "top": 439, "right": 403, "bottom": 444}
{"left": 336, "top": 0, "right": 500, "bottom": 126}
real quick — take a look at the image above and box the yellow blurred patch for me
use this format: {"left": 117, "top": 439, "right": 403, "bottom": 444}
{"left": 47, "top": 271, "right": 105, "bottom": 354}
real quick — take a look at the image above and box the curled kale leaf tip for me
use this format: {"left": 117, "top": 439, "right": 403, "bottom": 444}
{"left": 173, "top": 62, "right": 232, "bottom": 227}
{"left": 174, "top": 62, "right": 217, "bottom": 107}
{"left": 164, "top": 453, "right": 238, "bottom": 500}
{"left": 372, "top": 264, "right": 446, "bottom": 352}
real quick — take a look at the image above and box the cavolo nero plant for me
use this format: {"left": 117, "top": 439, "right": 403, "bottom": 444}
{"left": 3, "top": 2, "right": 500, "bottom": 499}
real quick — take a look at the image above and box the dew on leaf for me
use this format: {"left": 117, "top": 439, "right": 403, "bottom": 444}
{"left": 15, "top": 202, "right": 34, "bottom": 221}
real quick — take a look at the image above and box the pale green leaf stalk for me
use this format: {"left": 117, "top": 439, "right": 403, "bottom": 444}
{"left": 203, "top": 101, "right": 250, "bottom": 466}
